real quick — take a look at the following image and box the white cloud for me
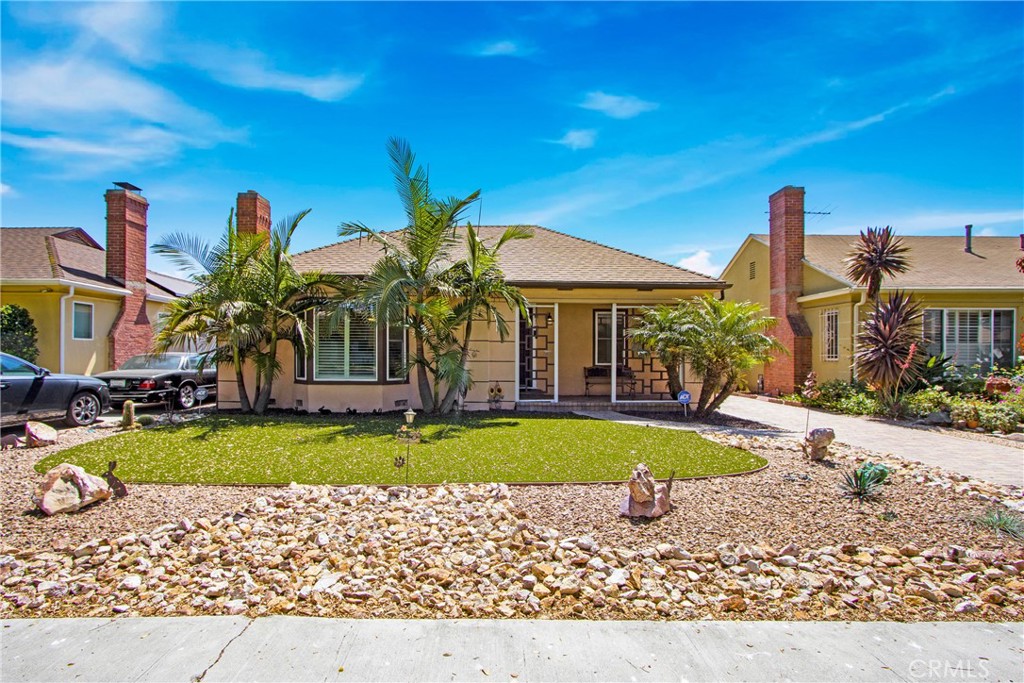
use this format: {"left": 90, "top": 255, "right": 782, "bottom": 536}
{"left": 676, "top": 249, "right": 723, "bottom": 278}
{"left": 551, "top": 129, "right": 597, "bottom": 150}
{"left": 580, "top": 91, "right": 658, "bottom": 119}
{"left": 71, "top": 2, "right": 166, "bottom": 63}
{"left": 0, "top": 183, "right": 13, "bottom": 196}
{"left": 828, "top": 210, "right": 1024, "bottom": 235}
{"left": 474, "top": 40, "right": 532, "bottom": 57}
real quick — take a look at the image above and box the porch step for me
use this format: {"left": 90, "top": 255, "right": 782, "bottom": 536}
{"left": 517, "top": 401, "right": 682, "bottom": 413}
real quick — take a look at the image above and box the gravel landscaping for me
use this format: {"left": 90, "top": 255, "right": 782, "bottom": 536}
{"left": 1, "top": 417, "right": 1022, "bottom": 623}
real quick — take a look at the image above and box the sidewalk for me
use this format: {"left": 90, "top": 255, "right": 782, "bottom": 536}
{"left": 717, "top": 396, "right": 1024, "bottom": 488}
{"left": 2, "top": 617, "right": 1021, "bottom": 682}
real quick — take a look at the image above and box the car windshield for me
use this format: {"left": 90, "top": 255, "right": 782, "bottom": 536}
{"left": 119, "top": 355, "right": 183, "bottom": 371}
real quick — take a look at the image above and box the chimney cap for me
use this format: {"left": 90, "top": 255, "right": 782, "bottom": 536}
{"left": 113, "top": 181, "right": 143, "bottom": 192}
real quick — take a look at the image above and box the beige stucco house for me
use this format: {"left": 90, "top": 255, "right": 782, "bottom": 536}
{"left": 722, "top": 186, "right": 1024, "bottom": 395}
{"left": 217, "top": 217, "right": 727, "bottom": 413}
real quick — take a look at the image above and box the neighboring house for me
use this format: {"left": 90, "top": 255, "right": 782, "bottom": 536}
{"left": 722, "top": 185, "right": 1024, "bottom": 395}
{"left": 216, "top": 195, "right": 727, "bottom": 412}
{"left": 0, "top": 185, "right": 196, "bottom": 375}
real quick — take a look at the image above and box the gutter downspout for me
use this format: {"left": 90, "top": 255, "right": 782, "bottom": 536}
{"left": 58, "top": 285, "right": 75, "bottom": 373}
{"left": 851, "top": 290, "right": 866, "bottom": 381}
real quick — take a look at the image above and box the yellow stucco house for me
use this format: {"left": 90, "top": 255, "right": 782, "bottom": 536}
{"left": 722, "top": 186, "right": 1024, "bottom": 395}
{"left": 216, "top": 202, "right": 727, "bottom": 413}
{"left": 0, "top": 185, "right": 194, "bottom": 375}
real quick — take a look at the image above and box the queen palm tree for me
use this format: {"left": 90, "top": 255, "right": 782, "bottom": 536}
{"left": 438, "top": 223, "right": 532, "bottom": 414}
{"left": 843, "top": 226, "right": 910, "bottom": 301}
{"left": 627, "top": 304, "right": 687, "bottom": 400}
{"left": 339, "top": 137, "right": 482, "bottom": 413}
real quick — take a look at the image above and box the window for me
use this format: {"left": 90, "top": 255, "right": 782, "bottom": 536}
{"left": 1, "top": 354, "right": 36, "bottom": 375}
{"left": 594, "top": 311, "right": 627, "bottom": 366}
{"left": 314, "top": 309, "right": 377, "bottom": 380}
{"left": 748, "top": 261, "right": 756, "bottom": 280}
{"left": 72, "top": 302, "right": 93, "bottom": 340}
{"left": 386, "top": 322, "right": 407, "bottom": 381}
{"left": 921, "top": 308, "right": 1016, "bottom": 370}
{"left": 821, "top": 309, "right": 839, "bottom": 361}
{"left": 294, "top": 342, "right": 307, "bottom": 380}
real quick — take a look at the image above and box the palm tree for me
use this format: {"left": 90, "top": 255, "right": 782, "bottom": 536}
{"left": 627, "top": 304, "right": 687, "bottom": 399}
{"left": 339, "top": 137, "right": 481, "bottom": 413}
{"left": 843, "top": 226, "right": 910, "bottom": 301}
{"left": 675, "top": 297, "right": 784, "bottom": 418}
{"left": 153, "top": 210, "right": 265, "bottom": 412}
{"left": 437, "top": 223, "right": 532, "bottom": 413}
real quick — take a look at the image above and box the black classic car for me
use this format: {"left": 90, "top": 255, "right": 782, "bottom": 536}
{"left": 0, "top": 352, "right": 112, "bottom": 427}
{"left": 94, "top": 353, "right": 217, "bottom": 409}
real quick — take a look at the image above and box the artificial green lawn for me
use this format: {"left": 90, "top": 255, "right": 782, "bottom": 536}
{"left": 39, "top": 412, "right": 767, "bottom": 485}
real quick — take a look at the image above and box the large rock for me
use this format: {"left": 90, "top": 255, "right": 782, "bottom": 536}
{"left": 33, "top": 463, "right": 112, "bottom": 516}
{"left": 619, "top": 463, "right": 673, "bottom": 518}
{"left": 918, "top": 411, "right": 952, "bottom": 426}
{"left": 801, "top": 427, "right": 835, "bottom": 462}
{"left": 25, "top": 421, "right": 58, "bottom": 447}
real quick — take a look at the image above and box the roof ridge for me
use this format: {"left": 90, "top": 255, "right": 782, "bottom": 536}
{"left": 527, "top": 224, "right": 724, "bottom": 283}
{"left": 293, "top": 228, "right": 405, "bottom": 257}
{"left": 43, "top": 235, "right": 61, "bottom": 279}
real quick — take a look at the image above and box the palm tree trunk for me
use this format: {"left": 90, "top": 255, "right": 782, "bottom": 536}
{"left": 702, "top": 377, "right": 736, "bottom": 417}
{"left": 439, "top": 318, "right": 474, "bottom": 414}
{"left": 233, "top": 346, "right": 252, "bottom": 413}
{"left": 254, "top": 334, "right": 278, "bottom": 415}
{"left": 414, "top": 334, "right": 435, "bottom": 413}
{"left": 694, "top": 371, "right": 717, "bottom": 417}
{"left": 665, "top": 360, "right": 682, "bottom": 400}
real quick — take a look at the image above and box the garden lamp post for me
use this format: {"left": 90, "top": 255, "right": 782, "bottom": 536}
{"left": 395, "top": 408, "right": 417, "bottom": 486}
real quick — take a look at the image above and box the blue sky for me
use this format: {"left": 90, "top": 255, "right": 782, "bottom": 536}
{"left": 2, "top": 1, "right": 1022, "bottom": 278}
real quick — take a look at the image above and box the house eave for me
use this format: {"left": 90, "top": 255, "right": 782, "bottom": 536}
{"left": 511, "top": 280, "right": 729, "bottom": 290}
{"left": 0, "top": 278, "right": 131, "bottom": 297}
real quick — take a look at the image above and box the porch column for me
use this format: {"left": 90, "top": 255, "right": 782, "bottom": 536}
{"left": 553, "top": 303, "right": 559, "bottom": 403}
{"left": 513, "top": 305, "right": 520, "bottom": 403}
{"left": 611, "top": 303, "right": 617, "bottom": 404}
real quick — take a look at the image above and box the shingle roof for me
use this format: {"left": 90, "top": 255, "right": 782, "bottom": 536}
{"left": 752, "top": 234, "right": 1024, "bottom": 290}
{"left": 0, "top": 226, "right": 194, "bottom": 297}
{"left": 295, "top": 225, "right": 725, "bottom": 289}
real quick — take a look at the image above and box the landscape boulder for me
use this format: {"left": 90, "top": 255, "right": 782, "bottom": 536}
{"left": 25, "top": 421, "right": 58, "bottom": 447}
{"left": 33, "top": 463, "right": 112, "bottom": 516}
{"left": 917, "top": 410, "right": 952, "bottom": 426}
{"left": 620, "top": 463, "right": 673, "bottom": 518}
{"left": 801, "top": 427, "right": 835, "bottom": 462}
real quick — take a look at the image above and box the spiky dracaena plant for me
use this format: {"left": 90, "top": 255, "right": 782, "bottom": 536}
{"left": 843, "top": 227, "right": 911, "bottom": 301}
{"left": 854, "top": 291, "right": 924, "bottom": 415}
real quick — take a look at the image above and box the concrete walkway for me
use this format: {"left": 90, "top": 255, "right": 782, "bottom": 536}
{"left": 715, "top": 396, "right": 1024, "bottom": 489}
{"left": 2, "top": 617, "right": 1021, "bottom": 682}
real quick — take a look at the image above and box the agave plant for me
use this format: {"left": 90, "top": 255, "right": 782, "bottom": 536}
{"left": 854, "top": 291, "right": 924, "bottom": 414}
{"left": 843, "top": 226, "right": 910, "bottom": 301}
{"left": 976, "top": 507, "right": 1024, "bottom": 540}
{"left": 839, "top": 467, "right": 886, "bottom": 501}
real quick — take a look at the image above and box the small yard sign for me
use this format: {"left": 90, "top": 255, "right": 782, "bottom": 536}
{"left": 677, "top": 391, "right": 691, "bottom": 406}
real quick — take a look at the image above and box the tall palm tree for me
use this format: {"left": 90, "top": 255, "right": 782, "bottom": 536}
{"left": 676, "top": 297, "right": 784, "bottom": 418}
{"left": 339, "top": 137, "right": 481, "bottom": 413}
{"left": 627, "top": 304, "right": 687, "bottom": 400}
{"left": 438, "top": 223, "right": 532, "bottom": 413}
{"left": 153, "top": 210, "right": 265, "bottom": 412}
{"left": 843, "top": 226, "right": 910, "bottom": 301}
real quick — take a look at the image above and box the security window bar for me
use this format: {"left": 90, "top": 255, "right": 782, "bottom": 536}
{"left": 821, "top": 309, "right": 839, "bottom": 361}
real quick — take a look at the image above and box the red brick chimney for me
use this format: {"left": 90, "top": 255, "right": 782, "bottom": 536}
{"left": 236, "top": 190, "right": 271, "bottom": 236}
{"left": 764, "top": 186, "right": 812, "bottom": 395}
{"left": 105, "top": 186, "right": 152, "bottom": 368}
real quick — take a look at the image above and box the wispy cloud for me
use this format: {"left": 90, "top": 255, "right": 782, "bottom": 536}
{"left": 676, "top": 249, "right": 723, "bottom": 278}
{"left": 489, "top": 90, "right": 957, "bottom": 226}
{"left": 472, "top": 39, "right": 535, "bottom": 58}
{"left": 581, "top": 91, "right": 658, "bottom": 119}
{"left": 551, "top": 129, "right": 597, "bottom": 151}
{"left": 0, "top": 183, "right": 14, "bottom": 197}
{"left": 827, "top": 210, "right": 1024, "bottom": 236}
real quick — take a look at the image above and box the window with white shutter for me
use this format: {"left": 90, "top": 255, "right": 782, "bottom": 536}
{"left": 314, "top": 309, "right": 377, "bottom": 380}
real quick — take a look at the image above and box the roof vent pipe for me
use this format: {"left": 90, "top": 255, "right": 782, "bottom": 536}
{"left": 964, "top": 224, "right": 973, "bottom": 253}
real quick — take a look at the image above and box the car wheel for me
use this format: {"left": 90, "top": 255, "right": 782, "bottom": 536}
{"left": 66, "top": 391, "right": 101, "bottom": 427}
{"left": 177, "top": 383, "right": 196, "bottom": 409}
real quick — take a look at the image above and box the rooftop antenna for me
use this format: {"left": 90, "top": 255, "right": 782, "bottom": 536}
{"left": 113, "top": 181, "right": 142, "bottom": 192}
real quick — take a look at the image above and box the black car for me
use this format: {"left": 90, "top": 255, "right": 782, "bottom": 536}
{"left": 95, "top": 353, "right": 217, "bottom": 409}
{"left": 0, "top": 352, "right": 112, "bottom": 427}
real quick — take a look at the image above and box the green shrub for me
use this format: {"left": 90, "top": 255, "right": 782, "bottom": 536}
{"left": 978, "top": 403, "right": 1020, "bottom": 434}
{"left": 840, "top": 467, "right": 885, "bottom": 501}
{"left": 976, "top": 507, "right": 1024, "bottom": 540}
{"left": 0, "top": 304, "right": 39, "bottom": 363}
{"left": 136, "top": 415, "right": 156, "bottom": 427}
{"left": 902, "top": 386, "right": 955, "bottom": 418}
{"left": 858, "top": 461, "right": 892, "bottom": 484}
{"left": 797, "top": 379, "right": 881, "bottom": 415}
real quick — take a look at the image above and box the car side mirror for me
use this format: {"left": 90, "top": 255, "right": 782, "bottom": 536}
{"left": 37, "top": 367, "right": 51, "bottom": 377}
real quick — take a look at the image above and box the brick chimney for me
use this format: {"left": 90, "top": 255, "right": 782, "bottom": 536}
{"left": 236, "top": 190, "right": 271, "bottom": 236}
{"left": 105, "top": 186, "right": 152, "bottom": 368}
{"left": 764, "top": 186, "right": 812, "bottom": 395}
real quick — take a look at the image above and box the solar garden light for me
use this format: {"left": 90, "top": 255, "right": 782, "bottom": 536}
{"left": 395, "top": 409, "right": 418, "bottom": 486}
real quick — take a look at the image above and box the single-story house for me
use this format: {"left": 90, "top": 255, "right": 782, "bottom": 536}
{"left": 722, "top": 185, "right": 1024, "bottom": 395}
{"left": 1, "top": 184, "right": 213, "bottom": 375}
{"left": 216, "top": 197, "right": 728, "bottom": 412}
